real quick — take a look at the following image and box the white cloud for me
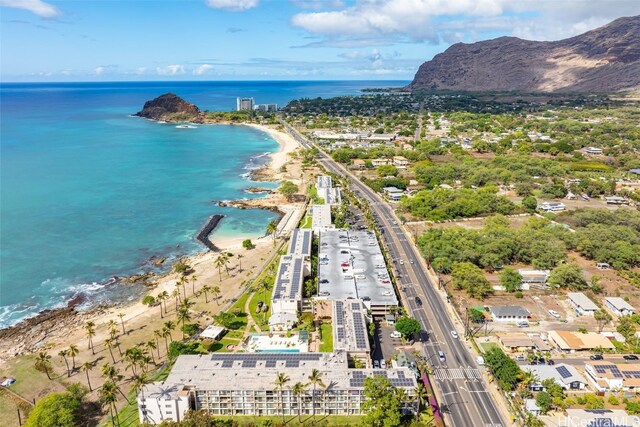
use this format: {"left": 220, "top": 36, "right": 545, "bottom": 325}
{"left": 193, "top": 64, "right": 214, "bottom": 75}
{"left": 292, "top": 0, "right": 640, "bottom": 44}
{"left": 156, "top": 64, "right": 186, "bottom": 76}
{"left": 0, "top": 0, "right": 60, "bottom": 18}
{"left": 94, "top": 66, "right": 105, "bottom": 75}
{"left": 205, "top": 0, "right": 259, "bottom": 12}
{"left": 135, "top": 67, "right": 147, "bottom": 75}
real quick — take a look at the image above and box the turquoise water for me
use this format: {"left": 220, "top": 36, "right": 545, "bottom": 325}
{"left": 0, "top": 81, "right": 407, "bottom": 328}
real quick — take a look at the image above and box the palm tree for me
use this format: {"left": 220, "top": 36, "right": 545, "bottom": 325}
{"left": 153, "top": 329, "right": 163, "bottom": 358}
{"left": 101, "top": 363, "right": 123, "bottom": 383}
{"left": 108, "top": 319, "right": 119, "bottom": 339}
{"left": 163, "top": 320, "right": 176, "bottom": 348}
{"left": 161, "top": 327, "right": 172, "bottom": 354}
{"left": 118, "top": 312, "right": 126, "bottom": 335}
{"left": 274, "top": 372, "right": 290, "bottom": 423}
{"left": 415, "top": 384, "right": 429, "bottom": 418}
{"left": 124, "top": 347, "right": 143, "bottom": 376}
{"left": 178, "top": 276, "right": 187, "bottom": 300}
{"left": 221, "top": 252, "right": 230, "bottom": 276}
{"left": 35, "top": 352, "right": 53, "bottom": 380}
{"left": 307, "top": 368, "right": 325, "bottom": 421}
{"left": 259, "top": 281, "right": 271, "bottom": 323}
{"left": 291, "top": 382, "right": 306, "bottom": 421}
{"left": 237, "top": 254, "right": 244, "bottom": 272}
{"left": 190, "top": 274, "right": 198, "bottom": 295}
{"left": 131, "top": 372, "right": 151, "bottom": 423}
{"left": 145, "top": 340, "right": 157, "bottom": 365}
{"left": 58, "top": 349, "right": 71, "bottom": 377}
{"left": 181, "top": 297, "right": 195, "bottom": 310}
{"left": 85, "top": 321, "right": 96, "bottom": 354}
{"left": 266, "top": 220, "right": 278, "bottom": 245}
{"left": 67, "top": 344, "right": 79, "bottom": 371}
{"left": 81, "top": 361, "right": 94, "bottom": 391}
{"left": 99, "top": 380, "right": 120, "bottom": 426}
{"left": 214, "top": 255, "right": 225, "bottom": 280}
{"left": 212, "top": 285, "right": 221, "bottom": 306}
{"left": 104, "top": 338, "right": 117, "bottom": 363}
{"left": 176, "top": 307, "right": 192, "bottom": 340}
{"left": 158, "top": 290, "right": 169, "bottom": 314}
{"left": 201, "top": 284, "right": 212, "bottom": 303}
{"left": 171, "top": 288, "right": 181, "bottom": 311}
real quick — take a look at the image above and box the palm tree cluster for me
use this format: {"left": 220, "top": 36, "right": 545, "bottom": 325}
{"left": 273, "top": 369, "right": 326, "bottom": 423}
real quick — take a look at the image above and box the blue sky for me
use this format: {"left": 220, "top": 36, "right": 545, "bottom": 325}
{"left": 1, "top": 0, "right": 638, "bottom": 81}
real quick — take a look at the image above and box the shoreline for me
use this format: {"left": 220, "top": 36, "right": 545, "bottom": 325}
{"left": 0, "top": 122, "right": 302, "bottom": 361}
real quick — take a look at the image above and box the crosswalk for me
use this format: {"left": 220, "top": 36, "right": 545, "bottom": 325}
{"left": 433, "top": 368, "right": 482, "bottom": 381}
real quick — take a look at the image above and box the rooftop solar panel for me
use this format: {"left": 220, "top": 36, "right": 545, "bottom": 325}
{"left": 556, "top": 366, "right": 572, "bottom": 379}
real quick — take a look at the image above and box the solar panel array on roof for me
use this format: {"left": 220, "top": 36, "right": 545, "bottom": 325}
{"left": 352, "top": 313, "right": 368, "bottom": 349}
{"left": 594, "top": 365, "right": 616, "bottom": 374}
{"left": 348, "top": 370, "right": 415, "bottom": 388}
{"left": 557, "top": 366, "right": 572, "bottom": 379}
{"left": 288, "top": 229, "right": 312, "bottom": 257}
{"left": 209, "top": 353, "right": 323, "bottom": 369}
{"left": 290, "top": 257, "right": 303, "bottom": 298}
{"left": 351, "top": 302, "right": 360, "bottom": 311}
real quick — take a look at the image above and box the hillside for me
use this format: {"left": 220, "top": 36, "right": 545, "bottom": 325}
{"left": 408, "top": 15, "right": 640, "bottom": 93}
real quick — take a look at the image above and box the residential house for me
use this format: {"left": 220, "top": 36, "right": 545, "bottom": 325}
{"left": 497, "top": 333, "right": 535, "bottom": 353}
{"left": 351, "top": 159, "right": 366, "bottom": 169}
{"left": 382, "top": 187, "right": 405, "bottom": 202}
{"left": 524, "top": 399, "right": 541, "bottom": 417}
{"left": 488, "top": 306, "right": 530, "bottom": 322}
{"left": 584, "top": 147, "right": 604, "bottom": 155}
{"left": 567, "top": 292, "right": 599, "bottom": 316}
{"left": 585, "top": 362, "right": 640, "bottom": 392}
{"left": 605, "top": 297, "right": 636, "bottom": 317}
{"left": 538, "top": 201, "right": 566, "bottom": 212}
{"left": 518, "top": 269, "right": 550, "bottom": 284}
{"left": 548, "top": 331, "right": 615, "bottom": 352}
{"left": 605, "top": 195, "right": 630, "bottom": 205}
{"left": 371, "top": 158, "right": 391, "bottom": 167}
{"left": 524, "top": 364, "right": 587, "bottom": 391}
{"left": 392, "top": 156, "right": 409, "bottom": 167}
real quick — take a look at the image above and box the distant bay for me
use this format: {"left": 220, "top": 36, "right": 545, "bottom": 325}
{"left": 0, "top": 80, "right": 407, "bottom": 328}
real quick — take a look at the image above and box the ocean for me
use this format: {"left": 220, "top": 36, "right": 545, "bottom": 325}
{"left": 0, "top": 80, "right": 408, "bottom": 328}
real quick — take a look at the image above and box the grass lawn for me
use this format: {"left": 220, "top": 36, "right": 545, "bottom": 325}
{"left": 480, "top": 342, "right": 500, "bottom": 353}
{"left": 319, "top": 323, "right": 333, "bottom": 352}
{"left": 300, "top": 214, "right": 313, "bottom": 229}
{"left": 225, "top": 291, "right": 251, "bottom": 331}
{"left": 211, "top": 414, "right": 363, "bottom": 426}
{"left": 248, "top": 291, "right": 270, "bottom": 331}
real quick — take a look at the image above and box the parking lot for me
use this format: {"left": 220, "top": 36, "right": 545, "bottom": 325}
{"left": 371, "top": 320, "right": 402, "bottom": 366}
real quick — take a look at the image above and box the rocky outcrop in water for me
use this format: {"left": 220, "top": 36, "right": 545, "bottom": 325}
{"left": 135, "top": 93, "right": 202, "bottom": 122}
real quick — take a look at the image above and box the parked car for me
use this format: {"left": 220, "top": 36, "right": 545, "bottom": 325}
{"left": 590, "top": 354, "right": 604, "bottom": 360}
{"left": 380, "top": 360, "right": 387, "bottom": 369}
{"left": 624, "top": 355, "right": 639, "bottom": 360}
{"left": 548, "top": 310, "right": 561, "bottom": 319}
{"left": 1, "top": 378, "right": 16, "bottom": 387}
{"left": 373, "top": 360, "right": 380, "bottom": 368}
{"left": 414, "top": 296, "right": 422, "bottom": 306}
{"left": 547, "top": 359, "right": 555, "bottom": 365}
{"left": 319, "top": 279, "right": 329, "bottom": 284}
{"left": 390, "top": 331, "right": 402, "bottom": 339}
{"left": 438, "top": 351, "right": 446, "bottom": 362}
{"left": 515, "top": 355, "right": 526, "bottom": 362}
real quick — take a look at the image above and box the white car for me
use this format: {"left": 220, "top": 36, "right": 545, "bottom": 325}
{"left": 399, "top": 260, "right": 404, "bottom": 265}
{"left": 549, "top": 310, "right": 561, "bottom": 319}
{"left": 390, "top": 331, "right": 402, "bottom": 338}
{"left": 381, "top": 290, "right": 393, "bottom": 296}
{"left": 373, "top": 360, "right": 380, "bottom": 368}
{"left": 355, "top": 274, "right": 366, "bottom": 280}
{"left": 451, "top": 330, "right": 459, "bottom": 339}
{"left": 1, "top": 378, "right": 16, "bottom": 387}
{"left": 380, "top": 360, "right": 387, "bottom": 369}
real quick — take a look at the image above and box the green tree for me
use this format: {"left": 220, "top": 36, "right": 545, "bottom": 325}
{"left": 266, "top": 220, "right": 278, "bottom": 245}
{"left": 361, "top": 375, "right": 403, "bottom": 427}
{"left": 394, "top": 317, "right": 421, "bottom": 338}
{"left": 536, "top": 391, "right": 552, "bottom": 414}
{"left": 377, "top": 164, "right": 398, "bottom": 177}
{"left": 58, "top": 349, "right": 71, "bottom": 377}
{"left": 484, "top": 347, "right": 521, "bottom": 391}
{"left": 85, "top": 321, "right": 96, "bottom": 355}
{"left": 99, "top": 380, "right": 120, "bottom": 425}
{"left": 594, "top": 309, "right": 613, "bottom": 333}
{"left": 469, "top": 309, "right": 486, "bottom": 323}
{"left": 499, "top": 267, "right": 522, "bottom": 293}
{"left": 617, "top": 315, "right": 637, "bottom": 341}
{"left": 242, "top": 239, "right": 254, "bottom": 250}
{"left": 67, "top": 344, "right": 79, "bottom": 371}
{"left": 25, "top": 386, "right": 86, "bottom": 427}
{"left": 176, "top": 306, "right": 192, "bottom": 340}
{"left": 81, "top": 361, "right": 94, "bottom": 392}
{"left": 278, "top": 180, "right": 298, "bottom": 201}
{"left": 307, "top": 368, "right": 325, "bottom": 422}
{"left": 291, "top": 382, "right": 306, "bottom": 422}
{"left": 548, "top": 263, "right": 588, "bottom": 290}
{"left": 451, "top": 262, "right": 494, "bottom": 299}
{"left": 522, "top": 196, "right": 538, "bottom": 213}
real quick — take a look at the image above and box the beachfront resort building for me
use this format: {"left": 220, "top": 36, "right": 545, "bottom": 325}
{"left": 137, "top": 352, "right": 418, "bottom": 423}
{"left": 236, "top": 97, "right": 255, "bottom": 111}
{"left": 316, "top": 175, "right": 341, "bottom": 205}
{"left": 311, "top": 204, "right": 333, "bottom": 232}
{"left": 332, "top": 299, "right": 372, "bottom": 367}
{"left": 269, "top": 255, "right": 307, "bottom": 331}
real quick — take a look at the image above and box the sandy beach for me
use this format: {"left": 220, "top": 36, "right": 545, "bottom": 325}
{"left": 0, "top": 122, "right": 307, "bottom": 418}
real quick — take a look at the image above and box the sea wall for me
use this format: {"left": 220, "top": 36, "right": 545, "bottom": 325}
{"left": 195, "top": 214, "right": 224, "bottom": 251}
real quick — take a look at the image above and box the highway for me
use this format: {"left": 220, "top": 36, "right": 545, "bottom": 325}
{"left": 281, "top": 119, "right": 507, "bottom": 427}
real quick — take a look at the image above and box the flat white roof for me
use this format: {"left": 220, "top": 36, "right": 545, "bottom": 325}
{"left": 567, "top": 292, "right": 599, "bottom": 311}
{"left": 311, "top": 204, "right": 332, "bottom": 230}
{"left": 605, "top": 297, "right": 635, "bottom": 312}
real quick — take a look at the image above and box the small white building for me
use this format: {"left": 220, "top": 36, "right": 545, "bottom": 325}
{"left": 524, "top": 399, "right": 541, "bottom": 416}
{"left": 518, "top": 269, "right": 550, "bottom": 284}
{"left": 392, "top": 156, "right": 409, "bottom": 167}
{"left": 605, "top": 297, "right": 636, "bottom": 317}
{"left": 489, "top": 306, "right": 530, "bottom": 322}
{"left": 584, "top": 147, "right": 604, "bottom": 155}
{"left": 199, "top": 325, "right": 225, "bottom": 341}
{"left": 137, "top": 383, "right": 190, "bottom": 424}
{"left": 567, "top": 292, "right": 598, "bottom": 316}
{"left": 539, "top": 201, "right": 566, "bottom": 212}
{"left": 525, "top": 364, "right": 587, "bottom": 391}
{"left": 382, "top": 187, "right": 404, "bottom": 202}
{"left": 371, "top": 158, "right": 391, "bottom": 167}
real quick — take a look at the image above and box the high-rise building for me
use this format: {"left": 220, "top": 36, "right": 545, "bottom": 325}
{"left": 236, "top": 97, "right": 255, "bottom": 111}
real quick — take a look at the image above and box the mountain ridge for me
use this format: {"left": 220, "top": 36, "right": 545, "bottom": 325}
{"left": 408, "top": 15, "right": 640, "bottom": 93}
